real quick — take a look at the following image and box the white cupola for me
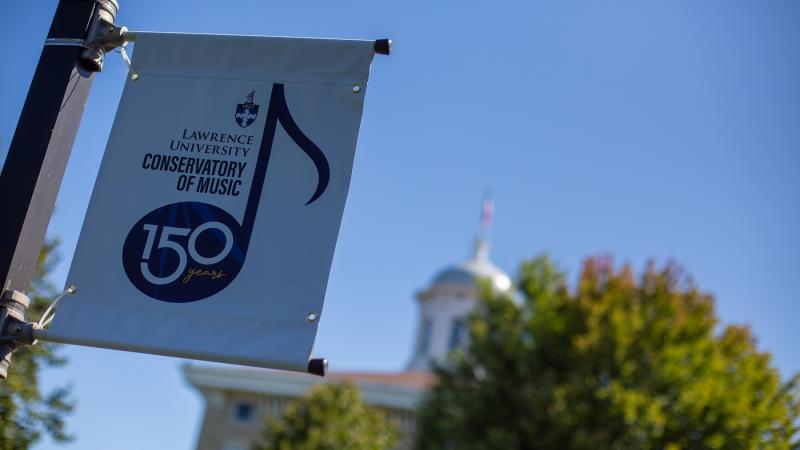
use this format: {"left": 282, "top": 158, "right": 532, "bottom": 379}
{"left": 406, "top": 234, "right": 511, "bottom": 372}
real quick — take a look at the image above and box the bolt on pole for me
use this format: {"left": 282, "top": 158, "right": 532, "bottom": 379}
{"left": 0, "top": 0, "right": 121, "bottom": 379}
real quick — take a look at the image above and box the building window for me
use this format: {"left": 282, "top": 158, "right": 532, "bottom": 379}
{"left": 449, "top": 319, "right": 464, "bottom": 351}
{"left": 231, "top": 400, "right": 255, "bottom": 424}
{"left": 417, "top": 318, "right": 433, "bottom": 356}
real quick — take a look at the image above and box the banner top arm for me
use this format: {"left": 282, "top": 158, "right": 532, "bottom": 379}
{"left": 120, "top": 31, "right": 392, "bottom": 55}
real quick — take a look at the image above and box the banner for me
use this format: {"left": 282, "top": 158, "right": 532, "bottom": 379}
{"left": 45, "top": 33, "right": 376, "bottom": 372}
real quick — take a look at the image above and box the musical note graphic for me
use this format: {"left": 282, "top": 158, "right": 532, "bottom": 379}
{"left": 122, "top": 83, "right": 329, "bottom": 302}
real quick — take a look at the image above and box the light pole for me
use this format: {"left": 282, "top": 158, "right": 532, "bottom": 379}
{"left": 0, "top": 0, "right": 125, "bottom": 378}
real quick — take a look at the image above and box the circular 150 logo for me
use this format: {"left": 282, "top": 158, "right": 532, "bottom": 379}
{"left": 122, "top": 201, "right": 247, "bottom": 302}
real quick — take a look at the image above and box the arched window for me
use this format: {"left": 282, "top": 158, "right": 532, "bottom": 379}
{"left": 449, "top": 318, "right": 464, "bottom": 351}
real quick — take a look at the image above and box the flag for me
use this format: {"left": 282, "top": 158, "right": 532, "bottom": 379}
{"left": 480, "top": 191, "right": 494, "bottom": 232}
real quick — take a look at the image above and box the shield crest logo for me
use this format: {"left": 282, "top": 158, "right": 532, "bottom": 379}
{"left": 235, "top": 91, "right": 259, "bottom": 128}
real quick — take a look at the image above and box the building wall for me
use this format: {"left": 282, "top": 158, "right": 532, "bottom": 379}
{"left": 194, "top": 387, "right": 416, "bottom": 450}
{"left": 408, "top": 294, "right": 477, "bottom": 371}
{"left": 194, "top": 388, "right": 267, "bottom": 450}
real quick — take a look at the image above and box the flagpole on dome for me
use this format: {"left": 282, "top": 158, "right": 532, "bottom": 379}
{"left": 474, "top": 187, "right": 493, "bottom": 261}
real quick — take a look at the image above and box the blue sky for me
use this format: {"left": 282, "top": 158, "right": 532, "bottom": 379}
{"left": 2, "top": 1, "right": 799, "bottom": 449}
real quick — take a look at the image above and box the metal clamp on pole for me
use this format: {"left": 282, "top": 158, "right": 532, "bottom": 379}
{"left": 44, "top": 0, "right": 127, "bottom": 72}
{"left": 0, "top": 290, "right": 36, "bottom": 378}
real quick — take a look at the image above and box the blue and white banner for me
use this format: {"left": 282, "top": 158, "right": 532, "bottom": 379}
{"left": 45, "top": 33, "right": 376, "bottom": 372}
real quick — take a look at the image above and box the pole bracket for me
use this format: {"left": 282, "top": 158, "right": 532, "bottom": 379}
{"left": 0, "top": 290, "right": 36, "bottom": 379}
{"left": 44, "top": 0, "right": 127, "bottom": 72}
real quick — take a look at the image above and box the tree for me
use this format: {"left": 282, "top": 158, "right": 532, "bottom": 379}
{"left": 416, "top": 255, "right": 800, "bottom": 450}
{"left": 255, "top": 382, "right": 398, "bottom": 450}
{"left": 0, "top": 240, "right": 73, "bottom": 449}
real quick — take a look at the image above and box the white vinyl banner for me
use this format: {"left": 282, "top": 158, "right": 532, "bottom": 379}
{"left": 46, "top": 33, "right": 376, "bottom": 373}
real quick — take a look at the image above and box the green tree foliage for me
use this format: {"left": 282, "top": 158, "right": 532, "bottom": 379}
{"left": 255, "top": 382, "right": 398, "bottom": 450}
{"left": 416, "top": 255, "right": 800, "bottom": 450}
{"left": 0, "top": 241, "right": 73, "bottom": 449}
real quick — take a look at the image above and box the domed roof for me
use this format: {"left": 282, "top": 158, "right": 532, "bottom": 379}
{"left": 428, "top": 239, "right": 512, "bottom": 292}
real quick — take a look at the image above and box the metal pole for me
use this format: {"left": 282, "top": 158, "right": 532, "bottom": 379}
{"left": 0, "top": 0, "right": 120, "bottom": 378}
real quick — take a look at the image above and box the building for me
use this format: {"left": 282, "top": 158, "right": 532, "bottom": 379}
{"left": 184, "top": 232, "right": 511, "bottom": 450}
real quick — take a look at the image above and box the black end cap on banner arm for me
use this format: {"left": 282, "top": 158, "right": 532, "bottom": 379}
{"left": 374, "top": 39, "right": 392, "bottom": 55}
{"left": 308, "top": 358, "right": 328, "bottom": 377}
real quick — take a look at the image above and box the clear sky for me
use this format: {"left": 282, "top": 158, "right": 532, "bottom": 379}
{"left": 2, "top": 1, "right": 799, "bottom": 449}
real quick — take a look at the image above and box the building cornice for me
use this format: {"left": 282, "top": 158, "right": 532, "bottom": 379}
{"left": 183, "top": 365, "right": 426, "bottom": 411}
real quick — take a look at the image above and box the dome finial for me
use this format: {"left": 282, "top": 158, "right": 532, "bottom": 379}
{"left": 472, "top": 237, "right": 490, "bottom": 261}
{"left": 472, "top": 188, "right": 493, "bottom": 261}
{"left": 479, "top": 187, "right": 493, "bottom": 237}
